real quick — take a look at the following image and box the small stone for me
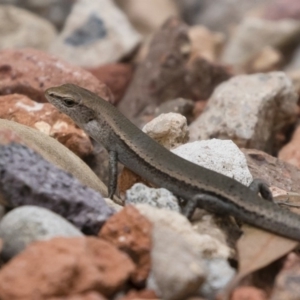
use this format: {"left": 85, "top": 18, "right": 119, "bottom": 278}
{"left": 0, "top": 143, "right": 114, "bottom": 234}
{"left": 87, "top": 63, "right": 133, "bottom": 104}
{"left": 143, "top": 113, "right": 189, "bottom": 149}
{"left": 148, "top": 225, "right": 206, "bottom": 300}
{"left": 221, "top": 18, "right": 300, "bottom": 70}
{"left": 125, "top": 183, "right": 181, "bottom": 213}
{"left": 0, "top": 237, "right": 135, "bottom": 299}
{"left": 0, "top": 93, "right": 93, "bottom": 158}
{"left": 99, "top": 205, "right": 152, "bottom": 285}
{"left": 50, "top": 0, "right": 141, "bottom": 68}
{"left": 0, "top": 205, "right": 83, "bottom": 260}
{"left": 231, "top": 287, "right": 268, "bottom": 300}
{"left": 189, "top": 72, "right": 298, "bottom": 154}
{"left": 0, "top": 48, "right": 113, "bottom": 103}
{"left": 0, "top": 5, "right": 56, "bottom": 50}
{"left": 172, "top": 140, "right": 253, "bottom": 186}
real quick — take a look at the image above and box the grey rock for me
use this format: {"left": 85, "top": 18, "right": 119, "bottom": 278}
{"left": 126, "top": 183, "right": 180, "bottom": 212}
{"left": 0, "top": 143, "right": 115, "bottom": 234}
{"left": 0, "top": 205, "right": 83, "bottom": 260}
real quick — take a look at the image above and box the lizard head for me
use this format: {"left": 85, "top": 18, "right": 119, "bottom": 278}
{"left": 45, "top": 83, "right": 97, "bottom": 127}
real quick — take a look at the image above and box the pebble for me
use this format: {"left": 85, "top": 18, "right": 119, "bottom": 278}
{"left": 50, "top": 0, "right": 141, "bottom": 67}
{"left": 189, "top": 72, "right": 298, "bottom": 154}
{"left": 0, "top": 205, "right": 83, "bottom": 260}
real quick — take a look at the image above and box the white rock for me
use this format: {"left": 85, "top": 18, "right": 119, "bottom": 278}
{"left": 50, "top": 0, "right": 141, "bottom": 67}
{"left": 189, "top": 72, "right": 298, "bottom": 153}
{"left": 0, "top": 5, "right": 56, "bottom": 50}
{"left": 222, "top": 18, "right": 300, "bottom": 69}
{"left": 172, "top": 139, "right": 253, "bottom": 185}
{"left": 126, "top": 183, "right": 180, "bottom": 212}
{"left": 143, "top": 112, "right": 189, "bottom": 149}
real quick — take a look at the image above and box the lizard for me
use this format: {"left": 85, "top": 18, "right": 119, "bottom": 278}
{"left": 45, "top": 83, "right": 300, "bottom": 241}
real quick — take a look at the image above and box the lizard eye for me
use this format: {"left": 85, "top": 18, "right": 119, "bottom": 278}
{"left": 62, "top": 98, "right": 76, "bottom": 107}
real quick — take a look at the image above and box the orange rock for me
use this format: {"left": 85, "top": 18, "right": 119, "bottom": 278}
{"left": 119, "top": 289, "right": 158, "bottom": 300}
{"left": 49, "top": 292, "right": 107, "bottom": 300}
{"left": 231, "top": 287, "right": 268, "bottom": 300}
{"left": 88, "top": 63, "right": 133, "bottom": 104}
{"left": 0, "top": 93, "right": 92, "bottom": 158}
{"left": 0, "top": 48, "right": 114, "bottom": 103}
{"left": 99, "top": 205, "right": 152, "bottom": 285}
{"left": 0, "top": 237, "right": 135, "bottom": 300}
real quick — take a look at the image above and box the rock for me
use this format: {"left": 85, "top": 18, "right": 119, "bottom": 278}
{"left": 0, "top": 237, "right": 135, "bottom": 299}
{"left": 189, "top": 72, "right": 298, "bottom": 154}
{"left": 0, "top": 143, "right": 114, "bottom": 234}
{"left": 242, "top": 148, "right": 300, "bottom": 193}
{"left": 0, "top": 119, "right": 118, "bottom": 205}
{"left": 118, "top": 17, "right": 230, "bottom": 126}
{"left": 49, "top": 292, "right": 107, "bottom": 300}
{"left": 99, "top": 205, "right": 152, "bottom": 285}
{"left": 278, "top": 126, "right": 300, "bottom": 168}
{"left": 231, "top": 287, "right": 268, "bottom": 300}
{"left": 270, "top": 253, "right": 300, "bottom": 300}
{"left": 50, "top": 0, "right": 141, "bottom": 68}
{"left": 286, "top": 44, "right": 300, "bottom": 71}
{"left": 221, "top": 18, "right": 300, "bottom": 71}
{"left": 136, "top": 204, "right": 231, "bottom": 260}
{"left": 0, "top": 48, "right": 114, "bottom": 103}
{"left": 0, "top": 93, "right": 93, "bottom": 158}
{"left": 154, "top": 98, "right": 195, "bottom": 124}
{"left": 263, "top": 0, "right": 300, "bottom": 21}
{"left": 125, "top": 183, "right": 181, "bottom": 213}
{"left": 175, "top": 0, "right": 269, "bottom": 34}
{"left": 142, "top": 113, "right": 189, "bottom": 149}
{"left": 0, "top": 0, "right": 73, "bottom": 29}
{"left": 148, "top": 225, "right": 206, "bottom": 300}
{"left": 115, "top": 0, "right": 179, "bottom": 36}
{"left": 172, "top": 139, "right": 253, "bottom": 186}
{"left": 0, "top": 205, "right": 83, "bottom": 260}
{"left": 188, "top": 25, "right": 224, "bottom": 63}
{"left": 87, "top": 63, "right": 133, "bottom": 104}
{"left": 118, "top": 289, "right": 157, "bottom": 300}
{"left": 0, "top": 5, "right": 56, "bottom": 50}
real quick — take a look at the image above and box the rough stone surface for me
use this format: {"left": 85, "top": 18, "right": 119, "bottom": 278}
{"left": 172, "top": 139, "right": 253, "bottom": 186}
{"left": 0, "top": 120, "right": 116, "bottom": 204}
{"left": 142, "top": 113, "right": 189, "bottom": 149}
{"left": 243, "top": 148, "right": 300, "bottom": 193}
{"left": 136, "top": 204, "right": 231, "bottom": 259}
{"left": 221, "top": 18, "right": 300, "bottom": 70}
{"left": 189, "top": 72, "right": 298, "bottom": 153}
{"left": 0, "top": 4, "right": 56, "bottom": 50}
{"left": 154, "top": 98, "right": 194, "bottom": 124}
{"left": 0, "top": 0, "right": 73, "bottom": 29}
{"left": 87, "top": 63, "right": 133, "bottom": 104}
{"left": 50, "top": 0, "right": 141, "bottom": 68}
{"left": 115, "top": 0, "right": 179, "bottom": 36}
{"left": 263, "top": 0, "right": 300, "bottom": 21}
{"left": 0, "top": 237, "right": 135, "bottom": 299}
{"left": 0, "top": 205, "right": 83, "bottom": 260}
{"left": 118, "top": 17, "right": 230, "bottom": 126}
{"left": 0, "top": 48, "right": 114, "bottom": 103}
{"left": 125, "top": 183, "right": 181, "bottom": 213}
{"left": 147, "top": 225, "right": 206, "bottom": 300}
{"left": 0, "top": 143, "right": 114, "bottom": 234}
{"left": 0, "top": 93, "right": 93, "bottom": 158}
{"left": 99, "top": 205, "right": 152, "bottom": 285}
{"left": 279, "top": 126, "right": 300, "bottom": 169}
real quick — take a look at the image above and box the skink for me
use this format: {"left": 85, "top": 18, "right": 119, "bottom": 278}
{"left": 45, "top": 83, "right": 300, "bottom": 241}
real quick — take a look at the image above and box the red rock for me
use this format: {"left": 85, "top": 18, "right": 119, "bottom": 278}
{"left": 231, "top": 287, "right": 268, "bottom": 300}
{"left": 278, "top": 126, "right": 300, "bottom": 169}
{"left": 49, "top": 292, "right": 107, "bottom": 300}
{"left": 0, "top": 48, "right": 114, "bottom": 103}
{"left": 263, "top": 0, "right": 300, "bottom": 21}
{"left": 87, "top": 63, "right": 133, "bottom": 104}
{"left": 119, "top": 289, "right": 158, "bottom": 300}
{"left": 0, "top": 237, "right": 135, "bottom": 300}
{"left": 99, "top": 205, "right": 152, "bottom": 285}
{"left": 0, "top": 93, "right": 92, "bottom": 158}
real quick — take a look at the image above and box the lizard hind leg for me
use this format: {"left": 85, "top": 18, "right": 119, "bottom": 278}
{"left": 249, "top": 178, "right": 273, "bottom": 202}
